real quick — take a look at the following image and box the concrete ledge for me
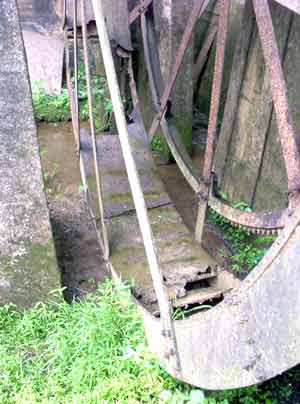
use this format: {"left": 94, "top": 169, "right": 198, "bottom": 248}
{"left": 0, "top": 0, "right": 60, "bottom": 308}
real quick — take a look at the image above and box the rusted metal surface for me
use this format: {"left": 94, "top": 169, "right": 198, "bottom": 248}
{"left": 141, "top": 5, "right": 290, "bottom": 235}
{"left": 139, "top": 201, "right": 300, "bottom": 389}
{"left": 202, "top": 0, "right": 230, "bottom": 187}
{"left": 64, "top": 30, "right": 78, "bottom": 138}
{"left": 129, "top": 0, "right": 153, "bottom": 24}
{"left": 195, "top": 0, "right": 230, "bottom": 242}
{"left": 63, "top": 0, "right": 300, "bottom": 390}
{"left": 65, "top": 0, "right": 95, "bottom": 26}
{"left": 252, "top": 0, "right": 300, "bottom": 208}
{"left": 91, "top": 0, "right": 181, "bottom": 375}
{"left": 80, "top": 0, "right": 109, "bottom": 260}
{"left": 73, "top": 0, "right": 80, "bottom": 152}
{"left": 148, "top": 0, "right": 208, "bottom": 140}
{"left": 193, "top": 24, "right": 217, "bottom": 82}
{"left": 209, "top": 195, "right": 286, "bottom": 234}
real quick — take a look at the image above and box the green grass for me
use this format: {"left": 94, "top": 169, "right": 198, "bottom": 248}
{"left": 0, "top": 280, "right": 185, "bottom": 403}
{"left": 1, "top": 279, "right": 299, "bottom": 403}
{"left": 32, "top": 66, "right": 113, "bottom": 131}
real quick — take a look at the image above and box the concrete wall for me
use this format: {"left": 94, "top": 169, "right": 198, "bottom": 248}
{"left": 0, "top": 0, "right": 60, "bottom": 307}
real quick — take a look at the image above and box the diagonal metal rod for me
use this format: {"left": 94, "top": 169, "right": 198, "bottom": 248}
{"left": 65, "top": 29, "right": 108, "bottom": 264}
{"left": 91, "top": 0, "right": 181, "bottom": 376}
{"left": 195, "top": 0, "right": 230, "bottom": 243}
{"left": 129, "top": 0, "right": 153, "bottom": 25}
{"left": 252, "top": 0, "right": 300, "bottom": 208}
{"left": 64, "top": 30, "right": 78, "bottom": 139}
{"left": 80, "top": 0, "right": 109, "bottom": 261}
{"left": 73, "top": 0, "right": 80, "bottom": 152}
{"left": 148, "top": 0, "right": 208, "bottom": 140}
{"left": 193, "top": 24, "right": 217, "bottom": 82}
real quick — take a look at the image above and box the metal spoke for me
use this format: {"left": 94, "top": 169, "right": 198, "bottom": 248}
{"left": 148, "top": 0, "right": 208, "bottom": 140}
{"left": 91, "top": 0, "right": 181, "bottom": 375}
{"left": 72, "top": 0, "right": 80, "bottom": 152}
{"left": 253, "top": 0, "right": 300, "bottom": 208}
{"left": 195, "top": 0, "right": 230, "bottom": 242}
{"left": 129, "top": 0, "right": 153, "bottom": 25}
{"left": 80, "top": 0, "right": 110, "bottom": 261}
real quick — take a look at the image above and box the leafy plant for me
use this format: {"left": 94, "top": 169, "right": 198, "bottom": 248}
{"left": 32, "top": 66, "right": 114, "bottom": 131}
{"left": 42, "top": 162, "right": 59, "bottom": 194}
{"left": 32, "top": 82, "right": 70, "bottom": 122}
{"left": 208, "top": 208, "right": 275, "bottom": 274}
{"left": 172, "top": 305, "right": 212, "bottom": 320}
{"left": 0, "top": 279, "right": 299, "bottom": 403}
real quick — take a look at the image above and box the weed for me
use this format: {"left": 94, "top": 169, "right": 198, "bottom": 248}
{"left": 172, "top": 305, "right": 212, "bottom": 320}
{"left": 32, "top": 82, "right": 71, "bottom": 122}
{"left": 208, "top": 206, "right": 275, "bottom": 274}
{"left": 32, "top": 66, "right": 114, "bottom": 131}
{"left": 152, "top": 135, "right": 164, "bottom": 153}
{"left": 0, "top": 279, "right": 299, "bottom": 403}
{"left": 42, "top": 162, "right": 60, "bottom": 194}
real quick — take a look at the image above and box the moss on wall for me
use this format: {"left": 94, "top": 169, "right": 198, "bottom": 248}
{"left": 0, "top": 242, "right": 59, "bottom": 308}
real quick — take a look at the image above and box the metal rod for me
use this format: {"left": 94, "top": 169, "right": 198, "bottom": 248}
{"left": 73, "top": 0, "right": 80, "bottom": 152}
{"left": 129, "top": 0, "right": 153, "bottom": 25}
{"left": 64, "top": 30, "right": 78, "bottom": 139}
{"left": 65, "top": 33, "right": 108, "bottom": 268}
{"left": 195, "top": 0, "right": 230, "bottom": 243}
{"left": 215, "top": 0, "right": 255, "bottom": 185}
{"left": 148, "top": 0, "right": 207, "bottom": 140}
{"left": 80, "top": 0, "right": 109, "bottom": 261}
{"left": 193, "top": 25, "right": 217, "bottom": 82}
{"left": 91, "top": 0, "right": 181, "bottom": 375}
{"left": 252, "top": 0, "right": 300, "bottom": 208}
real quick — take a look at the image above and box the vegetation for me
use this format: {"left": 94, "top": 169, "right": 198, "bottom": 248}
{"left": 1, "top": 279, "right": 299, "bottom": 403}
{"left": 32, "top": 66, "right": 114, "bottom": 131}
{"left": 208, "top": 198, "right": 275, "bottom": 274}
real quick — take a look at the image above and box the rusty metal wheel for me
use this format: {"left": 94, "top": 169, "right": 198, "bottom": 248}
{"left": 136, "top": 0, "right": 300, "bottom": 236}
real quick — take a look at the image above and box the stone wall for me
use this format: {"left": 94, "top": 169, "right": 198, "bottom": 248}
{"left": 0, "top": 0, "right": 60, "bottom": 307}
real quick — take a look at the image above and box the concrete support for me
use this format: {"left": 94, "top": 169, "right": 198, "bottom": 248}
{"left": 0, "top": 0, "right": 60, "bottom": 307}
